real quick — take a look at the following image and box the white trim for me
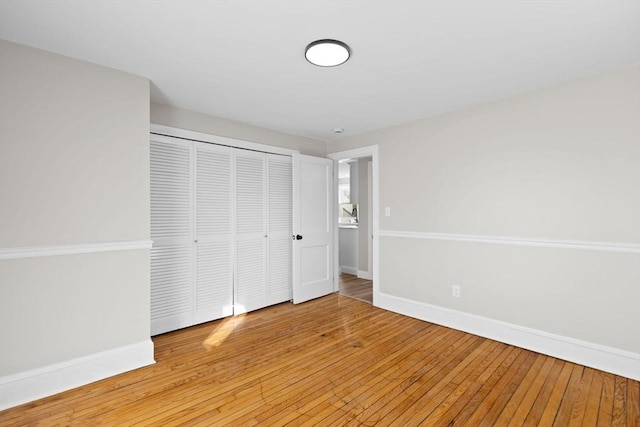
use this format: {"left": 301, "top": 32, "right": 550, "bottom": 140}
{"left": 0, "top": 340, "right": 155, "bottom": 410}
{"left": 379, "top": 230, "right": 640, "bottom": 254}
{"left": 0, "top": 240, "right": 153, "bottom": 261}
{"left": 150, "top": 124, "right": 297, "bottom": 156}
{"left": 357, "top": 270, "right": 373, "bottom": 280}
{"left": 340, "top": 266, "right": 358, "bottom": 275}
{"left": 377, "top": 292, "right": 640, "bottom": 380}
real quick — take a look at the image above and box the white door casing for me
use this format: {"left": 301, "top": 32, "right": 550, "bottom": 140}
{"left": 293, "top": 154, "right": 335, "bottom": 304}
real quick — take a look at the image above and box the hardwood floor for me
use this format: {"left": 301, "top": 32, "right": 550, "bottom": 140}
{"left": 1, "top": 294, "right": 638, "bottom": 426}
{"left": 339, "top": 273, "right": 373, "bottom": 304}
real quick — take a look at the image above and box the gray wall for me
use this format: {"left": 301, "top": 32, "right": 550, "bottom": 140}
{"left": 357, "top": 157, "right": 372, "bottom": 274}
{"left": 0, "top": 40, "right": 151, "bottom": 375}
{"left": 151, "top": 102, "right": 326, "bottom": 157}
{"left": 338, "top": 227, "right": 357, "bottom": 274}
{"left": 329, "top": 65, "right": 640, "bottom": 354}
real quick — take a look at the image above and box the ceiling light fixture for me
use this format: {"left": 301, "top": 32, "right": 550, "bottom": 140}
{"left": 305, "top": 39, "right": 351, "bottom": 67}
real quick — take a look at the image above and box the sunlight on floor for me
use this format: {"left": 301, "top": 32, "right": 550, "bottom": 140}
{"left": 202, "top": 312, "right": 246, "bottom": 350}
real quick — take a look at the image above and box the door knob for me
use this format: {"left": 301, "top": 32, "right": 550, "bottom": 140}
{"left": 296, "top": 235, "right": 303, "bottom": 240}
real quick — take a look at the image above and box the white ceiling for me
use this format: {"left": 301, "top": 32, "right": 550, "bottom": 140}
{"left": 1, "top": 1, "right": 638, "bottom": 143}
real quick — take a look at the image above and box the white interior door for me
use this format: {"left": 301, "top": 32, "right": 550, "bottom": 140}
{"left": 293, "top": 154, "right": 334, "bottom": 304}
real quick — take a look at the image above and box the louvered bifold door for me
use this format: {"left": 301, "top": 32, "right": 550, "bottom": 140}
{"left": 266, "top": 154, "right": 293, "bottom": 305}
{"left": 235, "top": 150, "right": 267, "bottom": 314}
{"left": 194, "top": 143, "right": 234, "bottom": 324}
{"left": 150, "top": 136, "right": 194, "bottom": 336}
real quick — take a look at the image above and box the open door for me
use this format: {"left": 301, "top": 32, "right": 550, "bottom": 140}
{"left": 292, "top": 153, "right": 334, "bottom": 303}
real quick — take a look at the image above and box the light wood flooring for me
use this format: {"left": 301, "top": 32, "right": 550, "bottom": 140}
{"left": 339, "top": 273, "right": 373, "bottom": 304}
{"left": 1, "top": 294, "right": 638, "bottom": 426}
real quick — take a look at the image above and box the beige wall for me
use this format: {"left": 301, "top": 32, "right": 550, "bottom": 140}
{"left": 0, "top": 251, "right": 150, "bottom": 374}
{"left": 330, "top": 65, "right": 640, "bottom": 353}
{"left": 0, "top": 40, "right": 151, "bottom": 376}
{"left": 151, "top": 102, "right": 326, "bottom": 157}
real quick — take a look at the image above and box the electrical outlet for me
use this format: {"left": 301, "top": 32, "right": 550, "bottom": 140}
{"left": 452, "top": 285, "right": 461, "bottom": 298}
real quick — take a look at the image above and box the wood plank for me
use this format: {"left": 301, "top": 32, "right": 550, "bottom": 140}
{"left": 102, "top": 299, "right": 393, "bottom": 425}
{"left": 612, "top": 375, "right": 628, "bottom": 426}
{"left": 384, "top": 337, "right": 494, "bottom": 425}
{"left": 581, "top": 370, "right": 604, "bottom": 426}
{"left": 307, "top": 328, "right": 467, "bottom": 426}
{"left": 155, "top": 308, "right": 424, "bottom": 425}
{"left": 567, "top": 365, "right": 595, "bottom": 426}
{"left": 477, "top": 351, "right": 539, "bottom": 425}
{"left": 419, "top": 341, "right": 511, "bottom": 425}
{"left": 457, "top": 347, "right": 530, "bottom": 426}
{"left": 553, "top": 364, "right": 586, "bottom": 426}
{"left": 521, "top": 357, "right": 565, "bottom": 424}
{"left": 531, "top": 360, "right": 573, "bottom": 425}
{"left": 445, "top": 345, "right": 522, "bottom": 425}
{"left": 492, "top": 353, "right": 549, "bottom": 424}
{"left": 628, "top": 378, "right": 640, "bottom": 427}
{"left": 277, "top": 332, "right": 482, "bottom": 426}
{"left": 0, "top": 293, "right": 637, "bottom": 426}
{"left": 506, "top": 356, "right": 558, "bottom": 425}
{"left": 597, "top": 372, "right": 616, "bottom": 426}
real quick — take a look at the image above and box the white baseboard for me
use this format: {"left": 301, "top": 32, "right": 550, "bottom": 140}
{"left": 340, "top": 266, "right": 358, "bottom": 275}
{"left": 0, "top": 340, "right": 155, "bottom": 410}
{"left": 376, "top": 292, "right": 640, "bottom": 381}
{"left": 357, "top": 270, "right": 373, "bottom": 280}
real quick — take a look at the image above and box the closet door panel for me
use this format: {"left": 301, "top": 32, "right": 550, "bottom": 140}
{"left": 150, "top": 245, "right": 192, "bottom": 334}
{"left": 194, "top": 144, "right": 234, "bottom": 323}
{"left": 236, "top": 153, "right": 265, "bottom": 234}
{"left": 267, "top": 155, "right": 293, "bottom": 304}
{"left": 235, "top": 151, "right": 267, "bottom": 313}
{"left": 195, "top": 241, "right": 233, "bottom": 322}
{"left": 150, "top": 137, "right": 194, "bottom": 335}
{"left": 268, "top": 238, "right": 292, "bottom": 301}
{"left": 236, "top": 239, "right": 267, "bottom": 313}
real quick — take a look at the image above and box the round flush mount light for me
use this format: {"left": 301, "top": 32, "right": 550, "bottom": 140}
{"left": 305, "top": 39, "right": 351, "bottom": 67}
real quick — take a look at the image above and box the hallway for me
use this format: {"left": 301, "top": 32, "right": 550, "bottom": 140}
{"left": 338, "top": 273, "right": 372, "bottom": 304}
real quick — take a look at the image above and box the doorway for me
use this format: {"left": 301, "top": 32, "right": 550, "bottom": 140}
{"left": 328, "top": 146, "right": 379, "bottom": 306}
{"left": 339, "top": 273, "right": 373, "bottom": 303}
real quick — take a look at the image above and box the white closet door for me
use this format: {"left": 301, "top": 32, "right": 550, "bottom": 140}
{"left": 267, "top": 154, "right": 293, "bottom": 305}
{"left": 150, "top": 136, "right": 194, "bottom": 335}
{"left": 235, "top": 150, "right": 267, "bottom": 314}
{"left": 194, "top": 143, "right": 234, "bottom": 324}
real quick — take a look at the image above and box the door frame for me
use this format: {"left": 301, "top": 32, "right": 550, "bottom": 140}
{"left": 327, "top": 145, "right": 379, "bottom": 306}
